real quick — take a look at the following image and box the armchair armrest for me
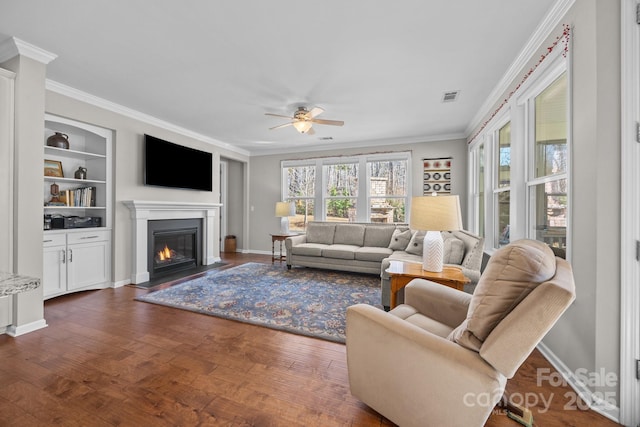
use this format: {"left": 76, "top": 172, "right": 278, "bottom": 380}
{"left": 346, "top": 304, "right": 505, "bottom": 427}
{"left": 403, "top": 279, "right": 471, "bottom": 328}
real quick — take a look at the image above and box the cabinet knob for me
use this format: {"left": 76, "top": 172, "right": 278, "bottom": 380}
{"left": 68, "top": 249, "right": 73, "bottom": 262}
{"left": 61, "top": 249, "right": 66, "bottom": 264}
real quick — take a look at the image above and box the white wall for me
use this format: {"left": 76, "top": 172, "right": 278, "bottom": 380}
{"left": 45, "top": 91, "right": 250, "bottom": 284}
{"left": 2, "top": 54, "right": 47, "bottom": 331}
{"left": 248, "top": 139, "right": 468, "bottom": 252}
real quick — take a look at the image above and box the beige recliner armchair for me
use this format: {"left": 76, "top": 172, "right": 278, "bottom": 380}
{"left": 346, "top": 239, "right": 576, "bottom": 427}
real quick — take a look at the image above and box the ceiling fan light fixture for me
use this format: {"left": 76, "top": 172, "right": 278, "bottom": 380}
{"left": 293, "top": 120, "right": 312, "bottom": 133}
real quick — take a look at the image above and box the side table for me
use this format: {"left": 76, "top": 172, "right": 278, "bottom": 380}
{"left": 385, "top": 261, "right": 470, "bottom": 309}
{"left": 270, "top": 233, "right": 295, "bottom": 263}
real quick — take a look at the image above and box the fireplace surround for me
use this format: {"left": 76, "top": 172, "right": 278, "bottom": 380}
{"left": 123, "top": 200, "right": 222, "bottom": 284}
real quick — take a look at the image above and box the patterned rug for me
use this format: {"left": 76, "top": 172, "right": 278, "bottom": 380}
{"left": 135, "top": 262, "right": 382, "bottom": 343}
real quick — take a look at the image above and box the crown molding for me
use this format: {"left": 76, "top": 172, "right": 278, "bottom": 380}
{"left": 248, "top": 131, "right": 466, "bottom": 156}
{"left": 464, "top": 0, "right": 575, "bottom": 138}
{"left": 0, "top": 37, "right": 57, "bottom": 64}
{"left": 46, "top": 80, "right": 251, "bottom": 157}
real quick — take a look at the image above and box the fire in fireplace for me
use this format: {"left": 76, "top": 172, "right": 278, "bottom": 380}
{"left": 148, "top": 218, "right": 202, "bottom": 279}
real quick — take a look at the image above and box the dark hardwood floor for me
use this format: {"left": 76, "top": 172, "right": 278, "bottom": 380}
{"left": 0, "top": 253, "right": 619, "bottom": 426}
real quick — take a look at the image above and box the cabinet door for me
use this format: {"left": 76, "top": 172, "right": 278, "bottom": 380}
{"left": 43, "top": 245, "right": 67, "bottom": 297}
{"left": 67, "top": 241, "right": 109, "bottom": 290}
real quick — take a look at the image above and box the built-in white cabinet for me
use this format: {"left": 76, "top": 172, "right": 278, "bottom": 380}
{"left": 43, "top": 230, "right": 111, "bottom": 299}
{"left": 42, "top": 115, "right": 112, "bottom": 299}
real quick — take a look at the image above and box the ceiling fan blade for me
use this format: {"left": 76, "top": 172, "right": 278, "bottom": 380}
{"left": 305, "top": 127, "right": 316, "bottom": 135}
{"left": 265, "top": 113, "right": 294, "bottom": 119}
{"left": 310, "top": 118, "right": 344, "bottom": 126}
{"left": 269, "top": 122, "right": 293, "bottom": 130}
{"left": 307, "top": 107, "right": 324, "bottom": 118}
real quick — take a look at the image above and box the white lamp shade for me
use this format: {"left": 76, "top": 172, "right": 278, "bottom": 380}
{"left": 275, "top": 201, "right": 295, "bottom": 217}
{"left": 409, "top": 195, "right": 463, "bottom": 232}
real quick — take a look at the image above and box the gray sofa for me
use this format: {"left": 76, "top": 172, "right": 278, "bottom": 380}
{"left": 285, "top": 222, "right": 484, "bottom": 307}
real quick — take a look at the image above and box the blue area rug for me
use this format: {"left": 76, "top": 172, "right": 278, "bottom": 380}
{"left": 135, "top": 262, "right": 382, "bottom": 343}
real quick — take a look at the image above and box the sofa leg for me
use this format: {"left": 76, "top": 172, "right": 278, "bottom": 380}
{"left": 287, "top": 265, "right": 291, "bottom": 270}
{"left": 383, "top": 306, "right": 390, "bottom": 312}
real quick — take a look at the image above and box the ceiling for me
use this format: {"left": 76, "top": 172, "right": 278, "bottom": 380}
{"left": 0, "top": 0, "right": 557, "bottom": 156}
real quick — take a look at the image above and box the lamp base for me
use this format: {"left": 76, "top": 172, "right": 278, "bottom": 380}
{"left": 280, "top": 217, "right": 290, "bottom": 235}
{"left": 422, "top": 230, "right": 444, "bottom": 272}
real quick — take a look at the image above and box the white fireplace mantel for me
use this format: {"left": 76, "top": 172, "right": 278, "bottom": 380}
{"left": 123, "top": 200, "right": 222, "bottom": 284}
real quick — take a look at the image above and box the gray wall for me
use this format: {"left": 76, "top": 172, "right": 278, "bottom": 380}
{"left": 45, "top": 91, "right": 250, "bottom": 284}
{"left": 469, "top": 0, "right": 621, "bottom": 399}
{"left": 248, "top": 139, "right": 468, "bottom": 253}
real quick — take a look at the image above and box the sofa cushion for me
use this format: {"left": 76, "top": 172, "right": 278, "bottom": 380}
{"left": 290, "top": 243, "right": 328, "bottom": 257}
{"left": 363, "top": 226, "right": 396, "bottom": 247}
{"left": 334, "top": 224, "right": 365, "bottom": 246}
{"left": 388, "top": 229, "right": 412, "bottom": 250}
{"left": 306, "top": 222, "right": 336, "bottom": 245}
{"left": 322, "top": 244, "right": 358, "bottom": 260}
{"left": 443, "top": 236, "right": 465, "bottom": 265}
{"left": 405, "top": 231, "right": 425, "bottom": 256}
{"left": 448, "top": 239, "right": 556, "bottom": 352}
{"left": 355, "top": 246, "right": 393, "bottom": 262}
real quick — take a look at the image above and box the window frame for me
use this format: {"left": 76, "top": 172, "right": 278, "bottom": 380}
{"left": 282, "top": 152, "right": 411, "bottom": 226}
{"left": 469, "top": 45, "right": 570, "bottom": 257}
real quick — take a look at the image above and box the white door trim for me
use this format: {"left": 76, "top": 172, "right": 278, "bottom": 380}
{"left": 219, "top": 160, "right": 228, "bottom": 252}
{"left": 620, "top": 1, "right": 640, "bottom": 425}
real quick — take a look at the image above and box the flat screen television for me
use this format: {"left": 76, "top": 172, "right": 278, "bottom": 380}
{"left": 144, "top": 134, "right": 213, "bottom": 192}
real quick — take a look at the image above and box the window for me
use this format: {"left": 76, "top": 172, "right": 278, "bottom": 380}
{"left": 494, "top": 121, "right": 511, "bottom": 247}
{"left": 282, "top": 153, "right": 410, "bottom": 226}
{"left": 471, "top": 143, "right": 486, "bottom": 238}
{"left": 527, "top": 73, "right": 568, "bottom": 250}
{"left": 368, "top": 160, "right": 407, "bottom": 223}
{"left": 284, "top": 164, "right": 315, "bottom": 232}
{"left": 468, "top": 48, "right": 569, "bottom": 256}
{"left": 324, "top": 162, "right": 358, "bottom": 223}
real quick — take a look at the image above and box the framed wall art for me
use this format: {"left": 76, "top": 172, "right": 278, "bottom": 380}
{"left": 44, "top": 159, "right": 64, "bottom": 178}
{"left": 423, "top": 157, "right": 451, "bottom": 195}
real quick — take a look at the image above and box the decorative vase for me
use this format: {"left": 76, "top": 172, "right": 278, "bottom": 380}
{"left": 74, "top": 166, "right": 87, "bottom": 180}
{"left": 46, "top": 132, "right": 70, "bottom": 149}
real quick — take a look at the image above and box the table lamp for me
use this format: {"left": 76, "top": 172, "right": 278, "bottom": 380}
{"left": 409, "top": 194, "right": 463, "bottom": 272}
{"left": 275, "top": 201, "right": 295, "bottom": 234}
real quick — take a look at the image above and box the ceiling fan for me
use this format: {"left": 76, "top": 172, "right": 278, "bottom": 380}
{"left": 265, "top": 106, "right": 344, "bottom": 135}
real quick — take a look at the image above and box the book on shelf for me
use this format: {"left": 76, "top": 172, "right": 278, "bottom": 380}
{"left": 62, "top": 186, "right": 97, "bottom": 207}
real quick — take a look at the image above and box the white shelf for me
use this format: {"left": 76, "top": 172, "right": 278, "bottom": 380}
{"left": 44, "top": 146, "right": 106, "bottom": 160}
{"left": 44, "top": 206, "right": 106, "bottom": 210}
{"left": 44, "top": 176, "right": 106, "bottom": 185}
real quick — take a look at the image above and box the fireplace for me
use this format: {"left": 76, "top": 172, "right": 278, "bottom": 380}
{"left": 148, "top": 219, "right": 202, "bottom": 279}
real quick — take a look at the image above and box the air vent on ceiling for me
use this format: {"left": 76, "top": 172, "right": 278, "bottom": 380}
{"left": 442, "top": 90, "right": 460, "bottom": 102}
{"left": 319, "top": 136, "right": 333, "bottom": 140}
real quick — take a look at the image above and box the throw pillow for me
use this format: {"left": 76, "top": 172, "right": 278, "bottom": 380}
{"left": 388, "top": 229, "right": 412, "bottom": 250}
{"left": 443, "top": 236, "right": 465, "bottom": 265}
{"left": 405, "top": 230, "right": 425, "bottom": 255}
{"left": 447, "top": 239, "right": 556, "bottom": 352}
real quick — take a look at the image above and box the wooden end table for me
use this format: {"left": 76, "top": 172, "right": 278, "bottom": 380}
{"left": 270, "top": 233, "right": 296, "bottom": 263}
{"left": 386, "top": 260, "right": 470, "bottom": 309}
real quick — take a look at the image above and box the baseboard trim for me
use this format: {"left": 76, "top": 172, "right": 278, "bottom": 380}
{"left": 537, "top": 342, "right": 620, "bottom": 423}
{"left": 6, "top": 318, "right": 48, "bottom": 337}
{"left": 112, "top": 278, "right": 130, "bottom": 288}
{"left": 245, "top": 249, "right": 272, "bottom": 256}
